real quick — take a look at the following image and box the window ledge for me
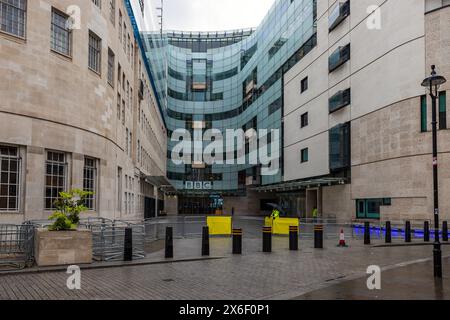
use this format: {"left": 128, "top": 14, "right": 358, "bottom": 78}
{"left": 50, "top": 49, "right": 73, "bottom": 61}
{"left": 88, "top": 68, "right": 102, "bottom": 78}
{"left": 0, "top": 211, "right": 22, "bottom": 215}
{"left": 0, "top": 30, "right": 26, "bottom": 44}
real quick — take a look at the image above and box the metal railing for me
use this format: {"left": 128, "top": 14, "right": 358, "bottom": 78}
{"left": 83, "top": 220, "right": 146, "bottom": 262}
{"left": 0, "top": 224, "right": 35, "bottom": 269}
{"left": 144, "top": 215, "right": 206, "bottom": 242}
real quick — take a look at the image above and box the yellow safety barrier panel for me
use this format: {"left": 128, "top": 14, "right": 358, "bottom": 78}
{"left": 265, "top": 217, "right": 300, "bottom": 235}
{"left": 207, "top": 216, "right": 232, "bottom": 236}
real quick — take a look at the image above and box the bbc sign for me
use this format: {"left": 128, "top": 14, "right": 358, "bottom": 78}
{"left": 185, "top": 181, "right": 213, "bottom": 190}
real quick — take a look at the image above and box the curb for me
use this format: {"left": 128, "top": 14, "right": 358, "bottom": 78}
{"left": 372, "top": 242, "right": 450, "bottom": 248}
{"left": 0, "top": 256, "right": 227, "bottom": 276}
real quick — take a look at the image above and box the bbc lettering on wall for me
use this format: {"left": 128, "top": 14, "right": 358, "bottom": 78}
{"left": 185, "top": 181, "right": 213, "bottom": 190}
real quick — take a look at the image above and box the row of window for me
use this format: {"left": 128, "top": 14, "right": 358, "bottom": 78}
{"left": 1, "top": 1, "right": 134, "bottom": 88}
{"left": 295, "top": 2, "right": 352, "bottom": 168}
{"left": 0, "top": 145, "right": 98, "bottom": 212}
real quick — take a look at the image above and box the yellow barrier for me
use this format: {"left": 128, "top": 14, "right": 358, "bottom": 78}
{"left": 207, "top": 216, "right": 232, "bottom": 236}
{"left": 265, "top": 217, "right": 300, "bottom": 235}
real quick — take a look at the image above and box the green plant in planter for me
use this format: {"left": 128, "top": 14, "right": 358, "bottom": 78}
{"left": 48, "top": 189, "right": 94, "bottom": 231}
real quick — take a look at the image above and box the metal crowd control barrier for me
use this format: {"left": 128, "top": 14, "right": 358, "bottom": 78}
{"left": 0, "top": 224, "right": 35, "bottom": 269}
{"left": 144, "top": 215, "right": 206, "bottom": 242}
{"left": 90, "top": 221, "right": 145, "bottom": 262}
{"left": 299, "top": 218, "right": 353, "bottom": 240}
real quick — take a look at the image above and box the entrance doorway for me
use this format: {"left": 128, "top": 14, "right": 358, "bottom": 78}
{"left": 178, "top": 195, "right": 224, "bottom": 215}
{"left": 306, "top": 188, "right": 321, "bottom": 219}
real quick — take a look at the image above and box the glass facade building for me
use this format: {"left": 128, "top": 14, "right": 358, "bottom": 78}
{"left": 139, "top": 0, "right": 318, "bottom": 199}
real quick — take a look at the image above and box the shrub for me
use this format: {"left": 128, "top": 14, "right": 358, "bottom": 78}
{"left": 48, "top": 189, "right": 94, "bottom": 231}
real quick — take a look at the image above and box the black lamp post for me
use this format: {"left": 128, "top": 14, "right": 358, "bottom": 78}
{"left": 421, "top": 65, "right": 447, "bottom": 279}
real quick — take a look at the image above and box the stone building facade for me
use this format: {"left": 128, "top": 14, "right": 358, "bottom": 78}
{"left": 0, "top": 0, "right": 167, "bottom": 223}
{"left": 282, "top": 0, "right": 450, "bottom": 222}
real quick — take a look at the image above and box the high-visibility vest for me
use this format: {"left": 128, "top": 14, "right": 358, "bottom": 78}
{"left": 272, "top": 210, "right": 280, "bottom": 219}
{"left": 312, "top": 209, "right": 318, "bottom": 218}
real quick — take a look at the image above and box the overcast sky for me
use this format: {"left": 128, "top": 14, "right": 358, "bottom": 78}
{"left": 161, "top": 0, "right": 276, "bottom": 31}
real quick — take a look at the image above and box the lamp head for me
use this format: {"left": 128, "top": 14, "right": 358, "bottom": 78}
{"left": 422, "top": 65, "right": 447, "bottom": 90}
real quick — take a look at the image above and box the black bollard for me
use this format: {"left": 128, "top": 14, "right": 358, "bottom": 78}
{"left": 385, "top": 221, "right": 392, "bottom": 244}
{"left": 165, "top": 227, "right": 174, "bottom": 259}
{"left": 202, "top": 226, "right": 210, "bottom": 256}
{"left": 232, "top": 229, "right": 243, "bottom": 254}
{"left": 124, "top": 227, "right": 133, "bottom": 261}
{"left": 364, "top": 222, "right": 371, "bottom": 245}
{"left": 424, "top": 221, "right": 430, "bottom": 242}
{"left": 443, "top": 222, "right": 449, "bottom": 242}
{"left": 289, "top": 226, "right": 299, "bottom": 251}
{"left": 405, "top": 221, "right": 412, "bottom": 243}
{"left": 263, "top": 226, "right": 272, "bottom": 253}
{"left": 314, "top": 225, "right": 324, "bottom": 249}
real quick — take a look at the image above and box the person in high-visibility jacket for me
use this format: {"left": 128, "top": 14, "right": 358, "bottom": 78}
{"left": 312, "top": 206, "right": 319, "bottom": 223}
{"left": 271, "top": 209, "right": 280, "bottom": 220}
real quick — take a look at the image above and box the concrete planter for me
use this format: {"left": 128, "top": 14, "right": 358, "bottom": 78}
{"left": 34, "top": 229, "right": 93, "bottom": 267}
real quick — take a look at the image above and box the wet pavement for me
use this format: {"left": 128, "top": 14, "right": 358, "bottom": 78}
{"left": 295, "top": 256, "right": 450, "bottom": 300}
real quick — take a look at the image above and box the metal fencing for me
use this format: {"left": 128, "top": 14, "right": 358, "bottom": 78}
{"left": 144, "top": 215, "right": 206, "bottom": 242}
{"left": 81, "top": 220, "right": 146, "bottom": 262}
{"left": 0, "top": 224, "right": 34, "bottom": 269}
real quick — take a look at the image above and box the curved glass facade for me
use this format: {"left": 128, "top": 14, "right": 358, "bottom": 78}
{"left": 142, "top": 0, "right": 317, "bottom": 195}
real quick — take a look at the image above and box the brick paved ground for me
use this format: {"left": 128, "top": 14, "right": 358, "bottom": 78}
{"left": 1, "top": 232, "right": 449, "bottom": 300}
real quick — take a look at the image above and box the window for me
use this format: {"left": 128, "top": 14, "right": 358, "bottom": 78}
{"left": 118, "top": 63, "right": 122, "bottom": 87}
{"left": 301, "top": 112, "right": 309, "bottom": 128}
{"left": 0, "top": 145, "right": 20, "bottom": 212}
{"left": 125, "top": 128, "right": 129, "bottom": 154}
{"left": 356, "top": 199, "right": 391, "bottom": 220}
{"left": 127, "top": 34, "right": 130, "bottom": 59}
{"left": 118, "top": 10, "right": 122, "bottom": 42}
{"left": 329, "top": 88, "right": 351, "bottom": 113}
{"left": 117, "top": 93, "right": 121, "bottom": 120}
{"left": 88, "top": 31, "right": 101, "bottom": 74}
{"left": 122, "top": 99, "right": 125, "bottom": 124}
{"left": 421, "top": 95, "right": 427, "bottom": 132}
{"left": 329, "top": 44, "right": 351, "bottom": 72}
{"left": 51, "top": 8, "right": 71, "bottom": 56}
{"left": 329, "top": 1, "right": 350, "bottom": 31}
{"left": 107, "top": 48, "right": 115, "bottom": 86}
{"left": 45, "top": 151, "right": 66, "bottom": 210}
{"left": 268, "top": 38, "right": 287, "bottom": 59}
{"left": 117, "top": 167, "right": 122, "bottom": 212}
{"left": 123, "top": 23, "right": 126, "bottom": 52}
{"left": 268, "top": 97, "right": 282, "bottom": 116}
{"left": 91, "top": 0, "right": 101, "bottom": 9}
{"left": 439, "top": 91, "right": 447, "bottom": 130}
{"left": 0, "top": 0, "right": 27, "bottom": 38}
{"left": 301, "top": 148, "right": 309, "bottom": 163}
{"left": 109, "top": 0, "right": 115, "bottom": 25}
{"left": 301, "top": 77, "right": 308, "bottom": 93}
{"left": 329, "top": 122, "right": 351, "bottom": 171}
{"left": 83, "top": 157, "right": 97, "bottom": 210}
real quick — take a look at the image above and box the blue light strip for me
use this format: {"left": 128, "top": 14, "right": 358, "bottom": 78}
{"left": 123, "top": 0, "right": 167, "bottom": 128}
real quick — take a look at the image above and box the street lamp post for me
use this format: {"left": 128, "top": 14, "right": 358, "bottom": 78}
{"left": 421, "top": 65, "right": 447, "bottom": 279}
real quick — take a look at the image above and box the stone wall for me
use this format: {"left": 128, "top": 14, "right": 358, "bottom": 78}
{"left": 0, "top": 1, "right": 167, "bottom": 223}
